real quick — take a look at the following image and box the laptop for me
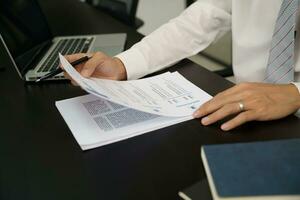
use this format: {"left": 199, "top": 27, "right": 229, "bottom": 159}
{"left": 0, "top": 0, "right": 126, "bottom": 82}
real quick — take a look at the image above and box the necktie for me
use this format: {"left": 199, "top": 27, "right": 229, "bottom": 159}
{"left": 265, "top": 0, "right": 299, "bottom": 84}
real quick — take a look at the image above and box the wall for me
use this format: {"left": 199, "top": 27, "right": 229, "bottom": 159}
{"left": 136, "top": 0, "right": 185, "bottom": 35}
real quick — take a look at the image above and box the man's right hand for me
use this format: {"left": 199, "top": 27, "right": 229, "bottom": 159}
{"left": 63, "top": 52, "right": 127, "bottom": 85}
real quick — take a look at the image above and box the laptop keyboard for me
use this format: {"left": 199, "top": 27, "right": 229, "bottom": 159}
{"left": 37, "top": 37, "right": 94, "bottom": 73}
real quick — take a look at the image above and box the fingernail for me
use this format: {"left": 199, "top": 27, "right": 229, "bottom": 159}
{"left": 201, "top": 117, "right": 210, "bottom": 125}
{"left": 193, "top": 111, "right": 200, "bottom": 118}
{"left": 194, "top": 110, "right": 204, "bottom": 118}
{"left": 221, "top": 124, "right": 230, "bottom": 131}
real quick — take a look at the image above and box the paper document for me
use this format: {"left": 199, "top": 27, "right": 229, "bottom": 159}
{"left": 56, "top": 95, "right": 194, "bottom": 150}
{"left": 59, "top": 54, "right": 211, "bottom": 117}
{"left": 56, "top": 54, "right": 212, "bottom": 150}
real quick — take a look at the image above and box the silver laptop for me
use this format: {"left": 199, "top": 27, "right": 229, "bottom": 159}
{"left": 0, "top": 0, "right": 126, "bottom": 82}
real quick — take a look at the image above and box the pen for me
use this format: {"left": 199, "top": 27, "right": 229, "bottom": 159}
{"left": 35, "top": 55, "right": 90, "bottom": 82}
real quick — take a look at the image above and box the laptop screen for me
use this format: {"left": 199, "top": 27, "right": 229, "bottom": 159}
{"left": 0, "top": 0, "right": 52, "bottom": 69}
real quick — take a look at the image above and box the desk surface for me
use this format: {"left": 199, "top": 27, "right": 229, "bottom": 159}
{"left": 1, "top": 1, "right": 300, "bottom": 200}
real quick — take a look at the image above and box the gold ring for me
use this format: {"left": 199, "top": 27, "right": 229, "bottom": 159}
{"left": 238, "top": 102, "right": 245, "bottom": 112}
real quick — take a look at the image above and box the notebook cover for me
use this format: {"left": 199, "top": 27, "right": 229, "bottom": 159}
{"left": 202, "top": 139, "right": 300, "bottom": 198}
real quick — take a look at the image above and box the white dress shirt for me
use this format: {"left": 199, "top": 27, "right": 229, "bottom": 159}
{"left": 116, "top": 0, "right": 300, "bottom": 95}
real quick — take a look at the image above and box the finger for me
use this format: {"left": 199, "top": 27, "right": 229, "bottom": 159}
{"left": 74, "top": 65, "right": 84, "bottom": 73}
{"left": 194, "top": 92, "right": 242, "bottom": 118}
{"left": 221, "top": 111, "right": 256, "bottom": 131}
{"left": 80, "top": 52, "right": 106, "bottom": 77}
{"left": 62, "top": 53, "right": 90, "bottom": 70}
{"left": 63, "top": 72, "right": 79, "bottom": 86}
{"left": 65, "top": 53, "right": 88, "bottom": 63}
{"left": 194, "top": 85, "right": 255, "bottom": 118}
{"left": 201, "top": 103, "right": 242, "bottom": 126}
{"left": 63, "top": 72, "right": 72, "bottom": 80}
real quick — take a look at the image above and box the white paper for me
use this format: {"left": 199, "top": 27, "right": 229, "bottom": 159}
{"left": 57, "top": 54, "right": 213, "bottom": 150}
{"left": 59, "top": 54, "right": 212, "bottom": 117}
{"left": 56, "top": 94, "right": 192, "bottom": 150}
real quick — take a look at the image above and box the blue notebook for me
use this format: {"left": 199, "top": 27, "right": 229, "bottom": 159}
{"left": 201, "top": 139, "right": 300, "bottom": 200}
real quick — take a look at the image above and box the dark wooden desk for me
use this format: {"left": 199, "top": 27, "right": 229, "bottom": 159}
{"left": 1, "top": 1, "right": 300, "bottom": 200}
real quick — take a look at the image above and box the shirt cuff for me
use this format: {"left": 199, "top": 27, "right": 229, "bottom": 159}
{"left": 291, "top": 82, "right": 300, "bottom": 117}
{"left": 115, "top": 48, "right": 149, "bottom": 80}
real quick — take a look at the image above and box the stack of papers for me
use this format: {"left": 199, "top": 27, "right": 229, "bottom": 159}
{"left": 56, "top": 54, "right": 212, "bottom": 150}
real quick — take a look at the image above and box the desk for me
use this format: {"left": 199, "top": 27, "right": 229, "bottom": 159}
{"left": 1, "top": 1, "right": 300, "bottom": 200}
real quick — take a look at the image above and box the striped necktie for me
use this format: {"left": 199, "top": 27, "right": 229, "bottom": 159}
{"left": 265, "top": 0, "right": 299, "bottom": 84}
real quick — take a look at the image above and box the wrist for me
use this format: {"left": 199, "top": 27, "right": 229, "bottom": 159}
{"left": 288, "top": 83, "right": 300, "bottom": 109}
{"left": 113, "top": 57, "right": 127, "bottom": 80}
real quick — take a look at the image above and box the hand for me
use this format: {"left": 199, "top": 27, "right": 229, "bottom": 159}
{"left": 63, "top": 52, "right": 127, "bottom": 85}
{"left": 193, "top": 83, "right": 300, "bottom": 131}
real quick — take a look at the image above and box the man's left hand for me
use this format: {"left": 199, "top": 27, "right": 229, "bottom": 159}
{"left": 193, "top": 83, "right": 300, "bottom": 131}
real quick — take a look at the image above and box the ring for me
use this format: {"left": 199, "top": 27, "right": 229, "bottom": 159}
{"left": 238, "top": 102, "right": 245, "bottom": 112}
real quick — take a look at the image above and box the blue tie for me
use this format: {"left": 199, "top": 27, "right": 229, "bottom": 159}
{"left": 265, "top": 0, "right": 299, "bottom": 83}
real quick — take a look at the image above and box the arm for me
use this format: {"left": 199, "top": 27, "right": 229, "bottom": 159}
{"left": 292, "top": 82, "right": 300, "bottom": 117}
{"left": 116, "top": 0, "right": 232, "bottom": 80}
{"left": 62, "top": 0, "right": 231, "bottom": 81}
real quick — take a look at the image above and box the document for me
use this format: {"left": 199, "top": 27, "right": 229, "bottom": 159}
{"left": 59, "top": 54, "right": 212, "bottom": 117}
{"left": 56, "top": 95, "right": 193, "bottom": 150}
{"left": 56, "top": 54, "right": 212, "bottom": 150}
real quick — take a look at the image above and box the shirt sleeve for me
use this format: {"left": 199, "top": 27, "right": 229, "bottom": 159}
{"left": 292, "top": 82, "right": 300, "bottom": 117}
{"left": 116, "top": 0, "right": 232, "bottom": 80}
